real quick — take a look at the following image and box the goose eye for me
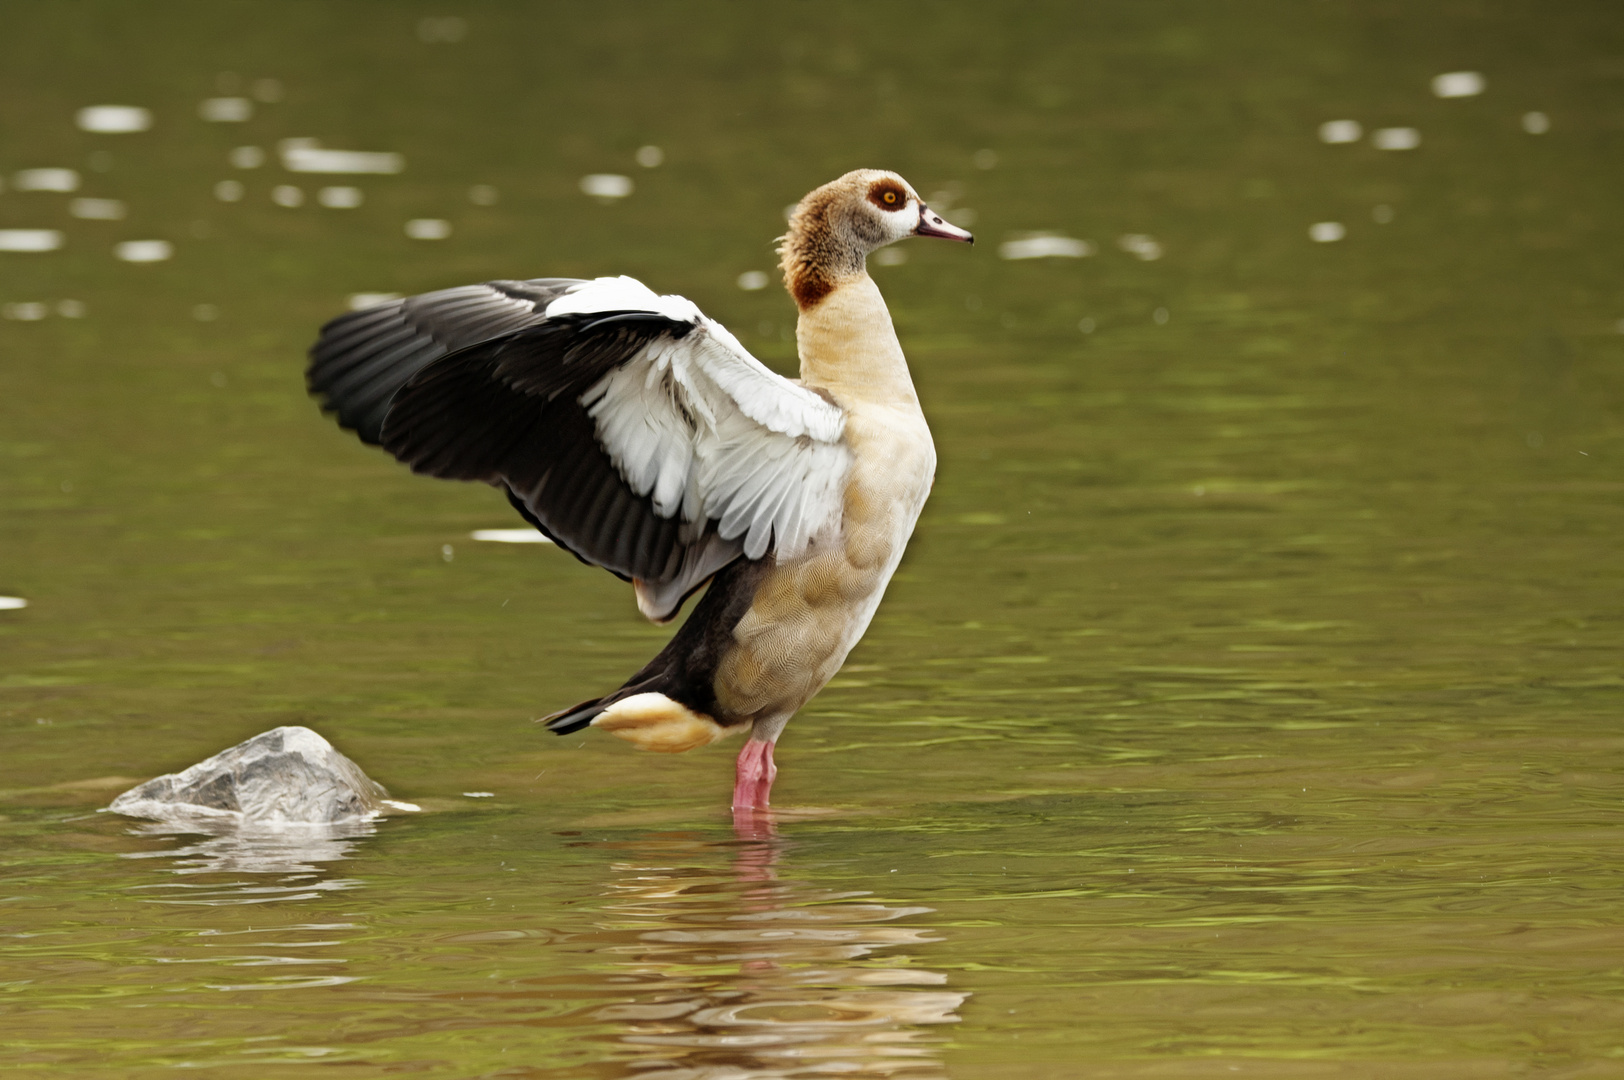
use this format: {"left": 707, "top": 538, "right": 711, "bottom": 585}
{"left": 868, "top": 183, "right": 908, "bottom": 211}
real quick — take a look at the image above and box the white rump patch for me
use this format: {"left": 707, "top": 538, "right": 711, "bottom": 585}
{"left": 592, "top": 693, "right": 728, "bottom": 753}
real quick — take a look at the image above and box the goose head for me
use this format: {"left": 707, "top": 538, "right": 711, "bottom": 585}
{"left": 779, "top": 169, "right": 973, "bottom": 310}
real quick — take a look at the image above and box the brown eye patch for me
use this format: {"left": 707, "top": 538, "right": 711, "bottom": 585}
{"left": 866, "top": 180, "right": 908, "bottom": 211}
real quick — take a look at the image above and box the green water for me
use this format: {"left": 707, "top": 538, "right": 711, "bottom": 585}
{"left": 4, "top": 3, "right": 1624, "bottom": 1075}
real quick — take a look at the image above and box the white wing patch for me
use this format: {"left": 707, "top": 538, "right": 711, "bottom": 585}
{"left": 545, "top": 275, "right": 702, "bottom": 324}
{"left": 578, "top": 288, "right": 851, "bottom": 562}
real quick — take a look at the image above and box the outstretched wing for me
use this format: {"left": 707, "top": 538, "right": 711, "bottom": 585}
{"left": 308, "top": 276, "right": 852, "bottom": 621}
{"left": 308, "top": 278, "right": 582, "bottom": 444}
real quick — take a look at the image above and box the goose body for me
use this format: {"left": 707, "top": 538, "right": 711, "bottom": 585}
{"left": 307, "top": 170, "right": 972, "bottom": 810}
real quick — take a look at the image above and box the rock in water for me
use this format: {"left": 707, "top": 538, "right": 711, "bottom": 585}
{"left": 109, "top": 726, "right": 408, "bottom": 825}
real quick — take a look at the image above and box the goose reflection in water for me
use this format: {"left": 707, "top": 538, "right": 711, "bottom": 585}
{"left": 110, "top": 813, "right": 964, "bottom": 1070}
{"left": 575, "top": 814, "right": 966, "bottom": 1079}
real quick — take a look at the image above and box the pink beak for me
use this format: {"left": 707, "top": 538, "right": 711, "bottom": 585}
{"left": 915, "top": 204, "right": 974, "bottom": 243}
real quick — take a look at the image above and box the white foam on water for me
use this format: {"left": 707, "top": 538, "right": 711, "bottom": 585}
{"left": 1318, "top": 119, "right": 1363, "bottom": 144}
{"left": 635, "top": 145, "right": 664, "bottom": 168}
{"left": 1522, "top": 111, "right": 1550, "bottom": 134}
{"left": 199, "top": 97, "right": 253, "bottom": 122}
{"left": 283, "top": 147, "right": 404, "bottom": 174}
{"left": 272, "top": 185, "right": 305, "bottom": 207}
{"left": 0, "top": 230, "right": 64, "bottom": 252}
{"left": 57, "top": 300, "right": 85, "bottom": 318}
{"left": 2, "top": 302, "right": 49, "bottom": 321}
{"left": 1372, "top": 127, "right": 1421, "bottom": 151}
{"left": 462, "top": 792, "right": 495, "bottom": 798}
{"left": 999, "top": 234, "right": 1095, "bottom": 260}
{"left": 229, "top": 146, "right": 265, "bottom": 168}
{"left": 317, "top": 186, "right": 363, "bottom": 209}
{"left": 470, "top": 529, "right": 552, "bottom": 544}
{"left": 1116, "top": 234, "right": 1163, "bottom": 261}
{"left": 404, "top": 218, "right": 451, "bottom": 240}
{"left": 70, "top": 197, "right": 126, "bottom": 220}
{"left": 13, "top": 168, "right": 79, "bottom": 192}
{"left": 0, "top": 597, "right": 27, "bottom": 610}
{"left": 76, "top": 105, "right": 152, "bottom": 133}
{"left": 348, "top": 292, "right": 402, "bottom": 310}
{"left": 736, "top": 270, "right": 769, "bottom": 290}
{"left": 1309, "top": 221, "right": 1347, "bottom": 243}
{"left": 215, "top": 179, "right": 245, "bottom": 202}
{"left": 1432, "top": 71, "right": 1486, "bottom": 98}
{"left": 115, "top": 240, "right": 173, "bottom": 263}
{"left": 580, "top": 173, "right": 633, "bottom": 199}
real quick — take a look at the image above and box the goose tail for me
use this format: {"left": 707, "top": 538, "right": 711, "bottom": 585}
{"left": 539, "top": 697, "right": 606, "bottom": 735}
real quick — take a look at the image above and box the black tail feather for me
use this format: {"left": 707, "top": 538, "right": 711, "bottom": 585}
{"left": 541, "top": 697, "right": 606, "bottom": 735}
{"left": 538, "top": 558, "right": 773, "bottom": 740}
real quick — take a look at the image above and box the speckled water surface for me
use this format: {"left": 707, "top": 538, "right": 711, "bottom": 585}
{"left": 4, "top": 3, "right": 1624, "bottom": 1076}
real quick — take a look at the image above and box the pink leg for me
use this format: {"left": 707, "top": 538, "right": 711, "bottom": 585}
{"left": 732, "top": 738, "right": 778, "bottom": 811}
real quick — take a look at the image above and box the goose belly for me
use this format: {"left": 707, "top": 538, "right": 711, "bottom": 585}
{"left": 714, "top": 404, "right": 935, "bottom": 721}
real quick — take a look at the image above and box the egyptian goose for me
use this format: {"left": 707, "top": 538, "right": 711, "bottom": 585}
{"left": 307, "top": 170, "right": 973, "bottom": 811}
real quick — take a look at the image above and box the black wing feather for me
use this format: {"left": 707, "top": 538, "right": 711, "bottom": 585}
{"left": 308, "top": 284, "right": 745, "bottom": 593}
{"left": 308, "top": 279, "right": 581, "bottom": 444}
